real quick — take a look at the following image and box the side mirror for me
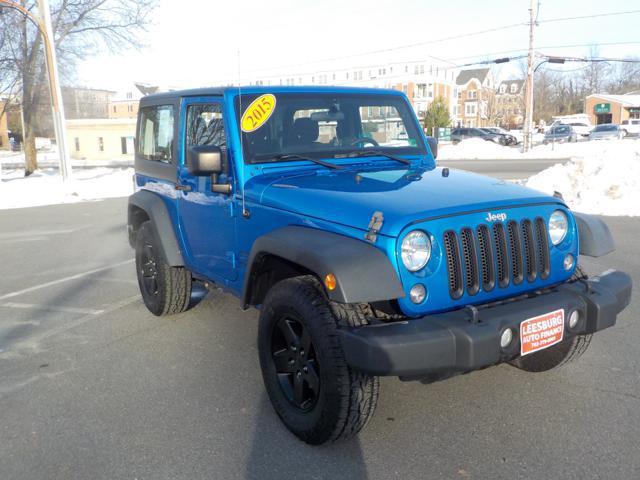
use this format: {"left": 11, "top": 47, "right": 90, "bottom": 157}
{"left": 426, "top": 136, "right": 438, "bottom": 159}
{"left": 187, "top": 145, "right": 223, "bottom": 176}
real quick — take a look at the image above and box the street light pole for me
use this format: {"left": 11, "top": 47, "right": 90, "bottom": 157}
{"left": 0, "top": 0, "right": 72, "bottom": 181}
{"left": 36, "top": 0, "right": 71, "bottom": 181}
{"left": 523, "top": 0, "right": 537, "bottom": 152}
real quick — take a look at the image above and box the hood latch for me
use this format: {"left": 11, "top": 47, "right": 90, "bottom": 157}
{"left": 365, "top": 211, "right": 384, "bottom": 243}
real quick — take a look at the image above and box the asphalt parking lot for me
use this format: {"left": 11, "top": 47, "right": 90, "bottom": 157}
{"left": 0, "top": 197, "right": 638, "bottom": 480}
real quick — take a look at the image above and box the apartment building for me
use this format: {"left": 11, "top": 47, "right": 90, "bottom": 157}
{"left": 109, "top": 83, "right": 161, "bottom": 119}
{"left": 495, "top": 79, "right": 525, "bottom": 128}
{"left": 454, "top": 68, "right": 494, "bottom": 127}
{"left": 247, "top": 59, "right": 459, "bottom": 121}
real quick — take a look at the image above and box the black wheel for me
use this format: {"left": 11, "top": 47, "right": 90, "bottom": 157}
{"left": 510, "top": 266, "right": 592, "bottom": 372}
{"left": 135, "top": 221, "right": 192, "bottom": 316}
{"left": 258, "top": 276, "right": 379, "bottom": 445}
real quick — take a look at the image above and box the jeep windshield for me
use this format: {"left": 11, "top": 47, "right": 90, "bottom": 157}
{"left": 235, "top": 92, "right": 427, "bottom": 164}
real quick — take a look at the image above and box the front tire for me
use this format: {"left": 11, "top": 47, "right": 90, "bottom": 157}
{"left": 135, "top": 221, "right": 192, "bottom": 316}
{"left": 258, "top": 276, "right": 379, "bottom": 445}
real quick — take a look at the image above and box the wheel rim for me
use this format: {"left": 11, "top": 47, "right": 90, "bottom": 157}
{"left": 140, "top": 241, "right": 159, "bottom": 296}
{"left": 271, "top": 316, "right": 320, "bottom": 412}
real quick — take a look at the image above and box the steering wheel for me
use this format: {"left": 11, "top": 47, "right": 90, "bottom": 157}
{"left": 348, "top": 137, "right": 379, "bottom": 147}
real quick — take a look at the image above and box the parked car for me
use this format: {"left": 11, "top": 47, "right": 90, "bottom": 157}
{"left": 482, "top": 127, "right": 518, "bottom": 145}
{"left": 543, "top": 125, "right": 578, "bottom": 144}
{"left": 589, "top": 123, "right": 623, "bottom": 141}
{"left": 549, "top": 120, "right": 593, "bottom": 137}
{"left": 450, "top": 127, "right": 502, "bottom": 145}
{"left": 620, "top": 119, "right": 640, "bottom": 137}
{"left": 128, "top": 86, "right": 631, "bottom": 445}
{"left": 567, "top": 122, "right": 593, "bottom": 137}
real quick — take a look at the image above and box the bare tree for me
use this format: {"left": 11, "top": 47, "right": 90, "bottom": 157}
{"left": 580, "top": 45, "right": 610, "bottom": 97}
{"left": 0, "top": 0, "right": 156, "bottom": 175}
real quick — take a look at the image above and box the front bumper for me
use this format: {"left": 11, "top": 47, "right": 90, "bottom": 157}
{"left": 340, "top": 270, "right": 632, "bottom": 378}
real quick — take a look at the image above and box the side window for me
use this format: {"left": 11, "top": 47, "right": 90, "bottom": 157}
{"left": 186, "top": 103, "right": 226, "bottom": 149}
{"left": 138, "top": 105, "right": 174, "bottom": 163}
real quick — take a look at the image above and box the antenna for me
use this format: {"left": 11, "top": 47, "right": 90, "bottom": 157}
{"left": 238, "top": 49, "right": 249, "bottom": 218}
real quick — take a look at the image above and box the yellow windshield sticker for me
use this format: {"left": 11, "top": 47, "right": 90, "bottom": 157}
{"left": 241, "top": 94, "right": 276, "bottom": 132}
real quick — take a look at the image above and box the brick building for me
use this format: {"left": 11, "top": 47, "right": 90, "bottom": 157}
{"left": 454, "top": 68, "right": 495, "bottom": 127}
{"left": 495, "top": 79, "right": 524, "bottom": 128}
{"left": 584, "top": 93, "right": 640, "bottom": 125}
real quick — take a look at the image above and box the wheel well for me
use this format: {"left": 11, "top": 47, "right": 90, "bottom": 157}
{"left": 245, "top": 253, "right": 315, "bottom": 308}
{"left": 128, "top": 204, "right": 150, "bottom": 247}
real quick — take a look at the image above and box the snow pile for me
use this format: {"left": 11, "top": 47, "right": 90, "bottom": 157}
{"left": 526, "top": 141, "right": 640, "bottom": 216}
{"left": 439, "top": 135, "right": 585, "bottom": 160}
{"left": 0, "top": 167, "right": 134, "bottom": 210}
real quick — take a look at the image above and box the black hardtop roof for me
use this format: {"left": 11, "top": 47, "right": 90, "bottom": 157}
{"left": 139, "top": 85, "right": 404, "bottom": 103}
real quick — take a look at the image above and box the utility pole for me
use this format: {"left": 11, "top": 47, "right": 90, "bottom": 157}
{"left": 0, "top": 0, "right": 72, "bottom": 180}
{"left": 37, "top": 0, "right": 72, "bottom": 181}
{"left": 523, "top": 0, "right": 538, "bottom": 152}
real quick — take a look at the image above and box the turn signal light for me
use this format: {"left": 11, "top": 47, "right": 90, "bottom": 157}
{"left": 324, "top": 273, "right": 337, "bottom": 291}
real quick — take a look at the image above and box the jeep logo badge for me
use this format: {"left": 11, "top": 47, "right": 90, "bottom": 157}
{"left": 486, "top": 212, "right": 507, "bottom": 222}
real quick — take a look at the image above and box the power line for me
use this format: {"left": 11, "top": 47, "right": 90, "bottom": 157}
{"left": 537, "top": 9, "right": 640, "bottom": 24}
{"left": 440, "top": 40, "right": 640, "bottom": 63}
{"left": 239, "top": 9, "right": 640, "bottom": 78}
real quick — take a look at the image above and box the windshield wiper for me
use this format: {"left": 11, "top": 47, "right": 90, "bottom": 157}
{"left": 271, "top": 153, "right": 343, "bottom": 170}
{"left": 346, "top": 150, "right": 412, "bottom": 166}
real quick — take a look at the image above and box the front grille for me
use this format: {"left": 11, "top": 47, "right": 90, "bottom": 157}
{"left": 444, "top": 217, "right": 551, "bottom": 299}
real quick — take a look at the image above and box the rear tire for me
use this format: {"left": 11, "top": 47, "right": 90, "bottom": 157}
{"left": 510, "top": 266, "right": 592, "bottom": 372}
{"left": 135, "top": 221, "right": 192, "bottom": 316}
{"left": 258, "top": 276, "right": 379, "bottom": 445}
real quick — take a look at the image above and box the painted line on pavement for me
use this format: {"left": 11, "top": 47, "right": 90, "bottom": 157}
{"left": 0, "top": 259, "right": 134, "bottom": 301}
{"left": 0, "top": 302, "right": 105, "bottom": 316}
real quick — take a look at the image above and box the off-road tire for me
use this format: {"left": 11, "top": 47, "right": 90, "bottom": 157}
{"left": 510, "top": 266, "right": 593, "bottom": 372}
{"left": 258, "top": 275, "right": 379, "bottom": 445}
{"left": 135, "top": 221, "right": 192, "bottom": 316}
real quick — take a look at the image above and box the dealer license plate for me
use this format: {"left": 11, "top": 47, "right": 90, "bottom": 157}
{"left": 520, "top": 309, "right": 565, "bottom": 356}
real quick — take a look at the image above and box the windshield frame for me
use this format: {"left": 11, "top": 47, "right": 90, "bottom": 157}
{"left": 234, "top": 91, "right": 428, "bottom": 165}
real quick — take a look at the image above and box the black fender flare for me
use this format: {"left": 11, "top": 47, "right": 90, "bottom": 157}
{"left": 242, "top": 226, "right": 405, "bottom": 306}
{"left": 128, "top": 190, "right": 185, "bottom": 266}
{"left": 573, "top": 212, "right": 615, "bottom": 257}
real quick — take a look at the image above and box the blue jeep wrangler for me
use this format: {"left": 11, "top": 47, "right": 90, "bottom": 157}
{"left": 128, "top": 86, "right": 632, "bottom": 444}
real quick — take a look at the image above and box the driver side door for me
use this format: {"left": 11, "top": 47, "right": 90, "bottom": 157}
{"left": 177, "top": 97, "right": 237, "bottom": 283}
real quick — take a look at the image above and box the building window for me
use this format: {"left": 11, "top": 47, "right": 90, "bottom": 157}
{"left": 126, "top": 92, "right": 133, "bottom": 99}
{"left": 121, "top": 137, "right": 127, "bottom": 154}
{"left": 499, "top": 84, "right": 506, "bottom": 94}
{"left": 113, "top": 105, "right": 117, "bottom": 113}
{"left": 510, "top": 83, "right": 518, "bottom": 94}
{"left": 74, "top": 137, "right": 80, "bottom": 152}
{"left": 98, "top": 137, "right": 104, "bottom": 152}
{"left": 465, "top": 103, "right": 477, "bottom": 116}
{"left": 468, "top": 90, "right": 477, "bottom": 100}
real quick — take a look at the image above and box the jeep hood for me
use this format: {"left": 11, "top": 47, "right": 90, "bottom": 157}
{"left": 245, "top": 166, "right": 562, "bottom": 237}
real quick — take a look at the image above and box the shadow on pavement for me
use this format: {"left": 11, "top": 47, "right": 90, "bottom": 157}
{"left": 244, "top": 393, "right": 370, "bottom": 480}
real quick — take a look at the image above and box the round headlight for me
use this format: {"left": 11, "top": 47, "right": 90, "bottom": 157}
{"left": 548, "top": 210, "right": 568, "bottom": 245}
{"left": 401, "top": 230, "right": 431, "bottom": 272}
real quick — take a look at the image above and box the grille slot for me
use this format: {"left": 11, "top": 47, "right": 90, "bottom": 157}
{"left": 443, "top": 216, "right": 551, "bottom": 299}
{"left": 476, "top": 225, "right": 495, "bottom": 291}
{"left": 460, "top": 228, "right": 480, "bottom": 295}
{"left": 493, "top": 223, "right": 509, "bottom": 288}
{"left": 443, "top": 230, "right": 463, "bottom": 299}
{"left": 521, "top": 219, "right": 537, "bottom": 282}
{"left": 507, "top": 220, "right": 524, "bottom": 285}
{"left": 535, "top": 217, "right": 551, "bottom": 279}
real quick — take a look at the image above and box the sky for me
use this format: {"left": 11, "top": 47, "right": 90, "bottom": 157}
{"left": 76, "top": 0, "right": 640, "bottom": 91}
